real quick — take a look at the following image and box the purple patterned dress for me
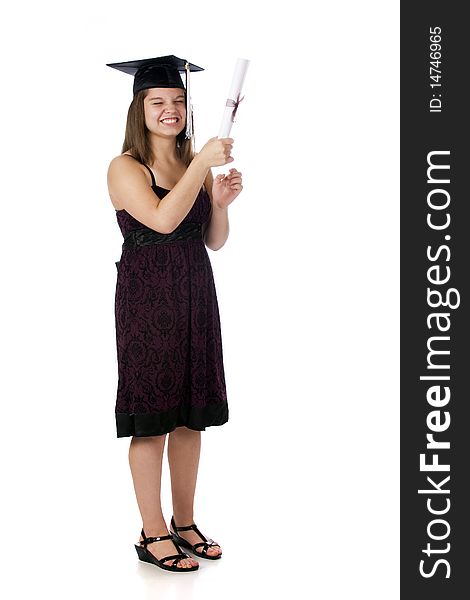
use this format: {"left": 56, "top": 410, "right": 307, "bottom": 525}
{"left": 114, "top": 162, "right": 229, "bottom": 437}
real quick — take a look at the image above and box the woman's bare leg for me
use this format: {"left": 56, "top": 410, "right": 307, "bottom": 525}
{"left": 128, "top": 434, "right": 198, "bottom": 568}
{"left": 167, "top": 427, "right": 222, "bottom": 557}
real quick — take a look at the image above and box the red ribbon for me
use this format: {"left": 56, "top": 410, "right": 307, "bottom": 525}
{"left": 226, "top": 93, "right": 245, "bottom": 123}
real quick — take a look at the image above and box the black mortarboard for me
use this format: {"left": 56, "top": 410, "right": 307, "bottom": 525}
{"left": 106, "top": 55, "right": 204, "bottom": 139}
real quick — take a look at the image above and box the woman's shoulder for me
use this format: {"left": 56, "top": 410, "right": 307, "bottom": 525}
{"left": 107, "top": 153, "right": 150, "bottom": 211}
{"left": 108, "top": 152, "right": 146, "bottom": 183}
{"left": 110, "top": 151, "right": 140, "bottom": 165}
{"left": 108, "top": 152, "right": 147, "bottom": 177}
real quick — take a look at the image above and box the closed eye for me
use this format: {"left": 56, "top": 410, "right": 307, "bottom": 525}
{"left": 152, "top": 100, "right": 184, "bottom": 105}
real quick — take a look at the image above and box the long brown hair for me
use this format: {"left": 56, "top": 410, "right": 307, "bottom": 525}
{"left": 121, "top": 89, "right": 195, "bottom": 167}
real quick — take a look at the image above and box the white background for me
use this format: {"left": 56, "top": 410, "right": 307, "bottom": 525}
{"left": 1, "top": 0, "right": 399, "bottom": 598}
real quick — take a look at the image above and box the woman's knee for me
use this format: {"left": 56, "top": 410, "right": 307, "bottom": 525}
{"left": 131, "top": 433, "right": 167, "bottom": 445}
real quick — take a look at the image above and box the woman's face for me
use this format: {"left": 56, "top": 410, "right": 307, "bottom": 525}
{"left": 144, "top": 87, "right": 186, "bottom": 137}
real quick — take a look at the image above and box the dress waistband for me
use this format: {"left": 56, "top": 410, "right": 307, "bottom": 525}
{"left": 122, "top": 221, "right": 203, "bottom": 249}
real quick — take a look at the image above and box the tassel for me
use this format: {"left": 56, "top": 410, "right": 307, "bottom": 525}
{"left": 184, "top": 61, "right": 193, "bottom": 140}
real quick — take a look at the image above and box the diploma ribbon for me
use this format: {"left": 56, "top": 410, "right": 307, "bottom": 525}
{"left": 226, "top": 93, "right": 245, "bottom": 123}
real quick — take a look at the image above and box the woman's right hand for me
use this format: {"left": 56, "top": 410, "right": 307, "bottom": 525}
{"left": 196, "top": 137, "right": 234, "bottom": 168}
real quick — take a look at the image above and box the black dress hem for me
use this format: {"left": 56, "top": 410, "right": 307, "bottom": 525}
{"left": 115, "top": 404, "right": 229, "bottom": 438}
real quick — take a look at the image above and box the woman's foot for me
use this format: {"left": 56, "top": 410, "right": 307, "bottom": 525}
{"left": 171, "top": 516, "right": 222, "bottom": 557}
{"left": 138, "top": 529, "right": 199, "bottom": 569}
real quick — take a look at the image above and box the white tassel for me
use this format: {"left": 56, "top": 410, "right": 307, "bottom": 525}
{"left": 184, "top": 61, "right": 193, "bottom": 140}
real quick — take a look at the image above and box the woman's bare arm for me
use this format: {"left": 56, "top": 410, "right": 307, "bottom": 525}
{"left": 107, "top": 153, "right": 210, "bottom": 234}
{"left": 203, "top": 168, "right": 229, "bottom": 251}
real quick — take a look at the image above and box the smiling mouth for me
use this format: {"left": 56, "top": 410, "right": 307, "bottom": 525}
{"left": 160, "top": 117, "right": 179, "bottom": 124}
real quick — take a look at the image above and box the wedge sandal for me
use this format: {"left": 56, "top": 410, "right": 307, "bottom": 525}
{"left": 134, "top": 527, "right": 199, "bottom": 572}
{"left": 170, "top": 515, "right": 222, "bottom": 560}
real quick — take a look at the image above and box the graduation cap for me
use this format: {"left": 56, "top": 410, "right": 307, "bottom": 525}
{"left": 106, "top": 55, "right": 204, "bottom": 139}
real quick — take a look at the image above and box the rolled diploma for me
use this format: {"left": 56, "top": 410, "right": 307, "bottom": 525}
{"left": 218, "top": 58, "right": 250, "bottom": 138}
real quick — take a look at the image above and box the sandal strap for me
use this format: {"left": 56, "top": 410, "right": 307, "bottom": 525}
{"left": 172, "top": 515, "right": 199, "bottom": 533}
{"left": 189, "top": 523, "right": 208, "bottom": 543}
{"left": 174, "top": 523, "right": 197, "bottom": 532}
{"left": 140, "top": 527, "right": 172, "bottom": 547}
{"left": 143, "top": 535, "right": 172, "bottom": 544}
{"left": 193, "top": 539, "right": 218, "bottom": 554}
{"left": 171, "top": 517, "right": 207, "bottom": 542}
{"left": 160, "top": 552, "right": 190, "bottom": 566}
{"left": 171, "top": 516, "right": 221, "bottom": 555}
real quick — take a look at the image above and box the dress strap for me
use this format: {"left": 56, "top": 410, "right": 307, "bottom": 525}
{"left": 141, "top": 163, "right": 157, "bottom": 188}
{"left": 123, "top": 154, "right": 157, "bottom": 188}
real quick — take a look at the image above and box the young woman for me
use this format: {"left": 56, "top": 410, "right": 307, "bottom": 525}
{"left": 106, "top": 55, "right": 243, "bottom": 572}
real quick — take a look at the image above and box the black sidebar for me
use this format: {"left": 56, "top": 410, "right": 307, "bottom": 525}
{"left": 401, "top": 3, "right": 469, "bottom": 598}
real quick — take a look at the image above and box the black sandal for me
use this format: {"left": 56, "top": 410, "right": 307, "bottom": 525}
{"left": 170, "top": 515, "right": 222, "bottom": 560}
{"left": 134, "top": 527, "right": 199, "bottom": 572}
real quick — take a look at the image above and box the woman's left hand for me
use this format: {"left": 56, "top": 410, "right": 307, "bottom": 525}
{"left": 212, "top": 168, "right": 243, "bottom": 209}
